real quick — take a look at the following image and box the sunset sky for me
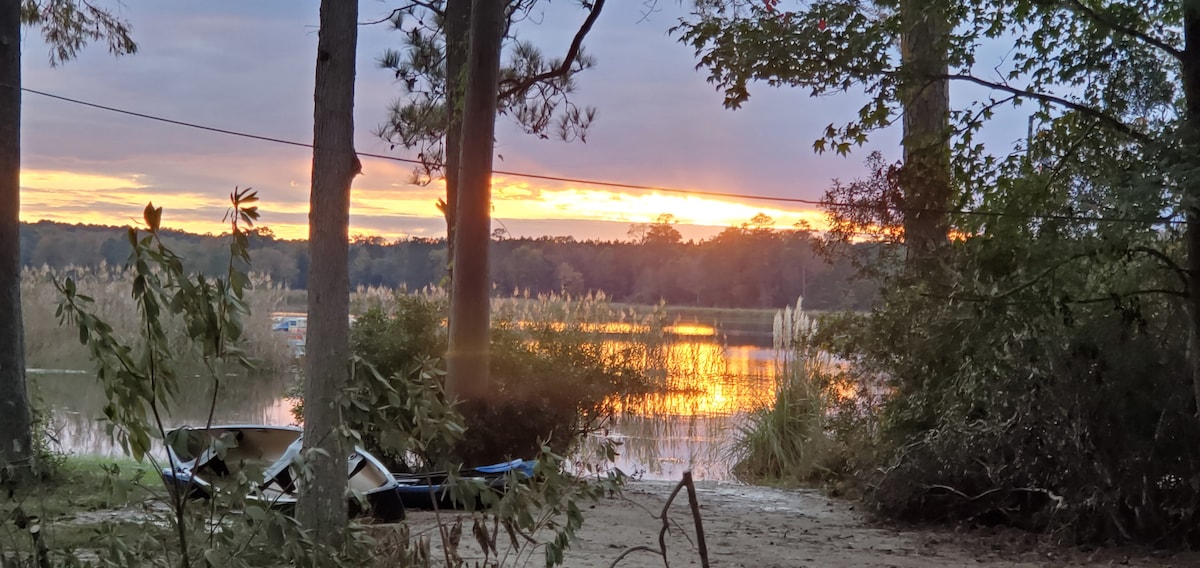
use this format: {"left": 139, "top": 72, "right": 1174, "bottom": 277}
{"left": 18, "top": 0, "right": 1026, "bottom": 242}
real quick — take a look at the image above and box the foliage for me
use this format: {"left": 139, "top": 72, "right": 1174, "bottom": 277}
{"left": 19, "top": 0, "right": 138, "bottom": 66}
{"left": 40, "top": 192, "right": 383, "bottom": 566}
{"left": 673, "top": 0, "right": 1200, "bottom": 548}
{"left": 814, "top": 216, "right": 1200, "bottom": 543}
{"left": 24, "top": 393, "right": 67, "bottom": 481}
{"left": 300, "top": 288, "right": 632, "bottom": 567}
{"left": 54, "top": 193, "right": 262, "bottom": 462}
{"left": 335, "top": 290, "right": 656, "bottom": 470}
{"left": 675, "top": 0, "right": 1176, "bottom": 169}
{"left": 731, "top": 298, "right": 882, "bottom": 490}
{"left": 374, "top": 0, "right": 600, "bottom": 183}
{"left": 864, "top": 247, "right": 1200, "bottom": 540}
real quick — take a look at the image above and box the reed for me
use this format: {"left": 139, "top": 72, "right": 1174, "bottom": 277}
{"left": 21, "top": 264, "right": 293, "bottom": 373}
{"left": 730, "top": 297, "right": 834, "bottom": 484}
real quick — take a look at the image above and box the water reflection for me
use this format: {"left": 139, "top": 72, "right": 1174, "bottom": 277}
{"left": 33, "top": 370, "right": 298, "bottom": 457}
{"left": 600, "top": 339, "right": 776, "bottom": 482}
{"left": 35, "top": 333, "right": 778, "bottom": 482}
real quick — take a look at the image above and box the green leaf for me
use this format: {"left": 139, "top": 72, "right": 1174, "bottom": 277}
{"left": 244, "top": 505, "right": 267, "bottom": 522}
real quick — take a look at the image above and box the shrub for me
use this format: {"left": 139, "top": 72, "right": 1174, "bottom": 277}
{"left": 341, "top": 290, "right": 654, "bottom": 470}
{"left": 830, "top": 235, "right": 1200, "bottom": 545}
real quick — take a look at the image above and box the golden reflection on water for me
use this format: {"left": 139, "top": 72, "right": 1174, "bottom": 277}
{"left": 510, "top": 321, "right": 718, "bottom": 337}
{"left": 594, "top": 338, "right": 781, "bottom": 482}
{"left": 611, "top": 341, "right": 777, "bottom": 417}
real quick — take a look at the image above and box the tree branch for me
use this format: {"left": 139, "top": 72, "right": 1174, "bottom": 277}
{"left": 938, "top": 73, "right": 1153, "bottom": 145}
{"left": 1128, "top": 246, "right": 1189, "bottom": 288}
{"left": 1060, "top": 0, "right": 1182, "bottom": 60}
{"left": 1069, "top": 288, "right": 1187, "bottom": 302}
{"left": 359, "top": 2, "right": 444, "bottom": 26}
{"left": 497, "top": 0, "right": 606, "bottom": 100}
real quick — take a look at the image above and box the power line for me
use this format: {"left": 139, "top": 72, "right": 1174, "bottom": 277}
{"left": 17, "top": 85, "right": 1184, "bottom": 227}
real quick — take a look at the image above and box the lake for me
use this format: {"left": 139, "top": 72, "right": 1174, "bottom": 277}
{"left": 29, "top": 322, "right": 780, "bottom": 482}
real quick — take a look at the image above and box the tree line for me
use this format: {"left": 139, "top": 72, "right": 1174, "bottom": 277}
{"left": 18, "top": 216, "right": 875, "bottom": 311}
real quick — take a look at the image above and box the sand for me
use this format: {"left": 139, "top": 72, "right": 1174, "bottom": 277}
{"left": 400, "top": 479, "right": 1200, "bottom": 568}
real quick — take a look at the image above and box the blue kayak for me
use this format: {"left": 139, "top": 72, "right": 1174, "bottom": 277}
{"left": 392, "top": 459, "right": 535, "bottom": 510}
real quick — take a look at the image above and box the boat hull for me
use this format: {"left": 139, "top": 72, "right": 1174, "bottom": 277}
{"left": 392, "top": 459, "right": 535, "bottom": 510}
{"left": 160, "top": 424, "right": 405, "bottom": 522}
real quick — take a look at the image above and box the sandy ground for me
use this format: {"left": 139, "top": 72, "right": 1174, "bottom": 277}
{"left": 400, "top": 480, "right": 1200, "bottom": 568}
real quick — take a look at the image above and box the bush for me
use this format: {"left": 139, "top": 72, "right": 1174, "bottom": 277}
{"left": 342, "top": 291, "right": 653, "bottom": 470}
{"left": 828, "top": 235, "right": 1200, "bottom": 545}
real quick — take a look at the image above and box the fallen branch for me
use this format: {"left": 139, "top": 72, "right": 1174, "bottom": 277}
{"left": 609, "top": 471, "right": 711, "bottom": 568}
{"left": 608, "top": 545, "right": 664, "bottom": 567}
{"left": 682, "top": 472, "right": 710, "bottom": 568}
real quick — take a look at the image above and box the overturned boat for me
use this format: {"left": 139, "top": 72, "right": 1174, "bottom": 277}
{"left": 392, "top": 459, "right": 536, "bottom": 510}
{"left": 159, "top": 424, "right": 405, "bottom": 522}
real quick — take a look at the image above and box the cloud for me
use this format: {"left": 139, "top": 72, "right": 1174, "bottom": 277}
{"left": 15, "top": 0, "right": 899, "bottom": 244}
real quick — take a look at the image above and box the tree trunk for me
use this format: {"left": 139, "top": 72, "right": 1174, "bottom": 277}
{"left": 898, "top": 0, "right": 952, "bottom": 259}
{"left": 1181, "top": 0, "right": 1200, "bottom": 418}
{"left": 446, "top": 0, "right": 503, "bottom": 401}
{"left": 299, "top": 0, "right": 358, "bottom": 544}
{"left": 443, "top": 0, "right": 471, "bottom": 286}
{"left": 0, "top": 0, "right": 32, "bottom": 479}
{"left": 0, "top": 0, "right": 31, "bottom": 477}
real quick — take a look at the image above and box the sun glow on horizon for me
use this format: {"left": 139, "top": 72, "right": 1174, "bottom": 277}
{"left": 19, "top": 168, "right": 830, "bottom": 241}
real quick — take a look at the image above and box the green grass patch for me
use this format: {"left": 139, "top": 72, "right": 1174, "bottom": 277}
{"left": 7, "top": 456, "right": 162, "bottom": 520}
{"left": 2, "top": 455, "right": 174, "bottom": 563}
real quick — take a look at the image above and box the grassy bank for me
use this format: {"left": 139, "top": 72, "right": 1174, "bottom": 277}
{"left": 1, "top": 456, "right": 168, "bottom": 560}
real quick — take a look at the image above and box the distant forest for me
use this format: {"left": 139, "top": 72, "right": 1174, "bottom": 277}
{"left": 19, "top": 218, "right": 877, "bottom": 310}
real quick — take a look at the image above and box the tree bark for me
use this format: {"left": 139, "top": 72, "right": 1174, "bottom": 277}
{"left": 446, "top": 0, "right": 503, "bottom": 401}
{"left": 898, "top": 0, "right": 952, "bottom": 260}
{"left": 0, "top": 0, "right": 31, "bottom": 479}
{"left": 443, "top": 0, "right": 471, "bottom": 286}
{"left": 299, "top": 0, "right": 358, "bottom": 544}
{"left": 1181, "top": 0, "right": 1200, "bottom": 419}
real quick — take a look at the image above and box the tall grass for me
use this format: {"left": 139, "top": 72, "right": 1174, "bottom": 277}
{"left": 730, "top": 298, "right": 834, "bottom": 484}
{"left": 21, "top": 264, "right": 293, "bottom": 373}
{"left": 349, "top": 285, "right": 676, "bottom": 389}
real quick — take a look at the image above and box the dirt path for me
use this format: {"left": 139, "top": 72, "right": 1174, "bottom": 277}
{"left": 403, "top": 480, "right": 1200, "bottom": 568}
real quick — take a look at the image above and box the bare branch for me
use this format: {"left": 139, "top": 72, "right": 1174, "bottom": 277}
{"left": 1060, "top": 0, "right": 1182, "bottom": 60}
{"left": 498, "top": 0, "right": 606, "bottom": 100}
{"left": 359, "top": 2, "right": 444, "bottom": 26}
{"left": 636, "top": 0, "right": 661, "bottom": 24}
{"left": 939, "top": 73, "right": 1153, "bottom": 145}
{"left": 682, "top": 472, "right": 710, "bottom": 568}
{"left": 607, "top": 546, "right": 664, "bottom": 567}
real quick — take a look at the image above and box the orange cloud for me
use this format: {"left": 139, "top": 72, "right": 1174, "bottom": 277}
{"left": 491, "top": 177, "right": 828, "bottom": 231}
{"left": 20, "top": 167, "right": 829, "bottom": 241}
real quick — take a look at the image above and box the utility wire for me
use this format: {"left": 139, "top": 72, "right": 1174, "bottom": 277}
{"left": 17, "top": 86, "right": 1185, "bottom": 227}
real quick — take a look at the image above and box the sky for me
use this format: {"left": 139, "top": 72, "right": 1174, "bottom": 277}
{"left": 17, "top": 0, "right": 1027, "bottom": 242}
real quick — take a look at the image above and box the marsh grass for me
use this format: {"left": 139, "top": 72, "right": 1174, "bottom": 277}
{"left": 21, "top": 264, "right": 293, "bottom": 373}
{"left": 730, "top": 299, "right": 837, "bottom": 484}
